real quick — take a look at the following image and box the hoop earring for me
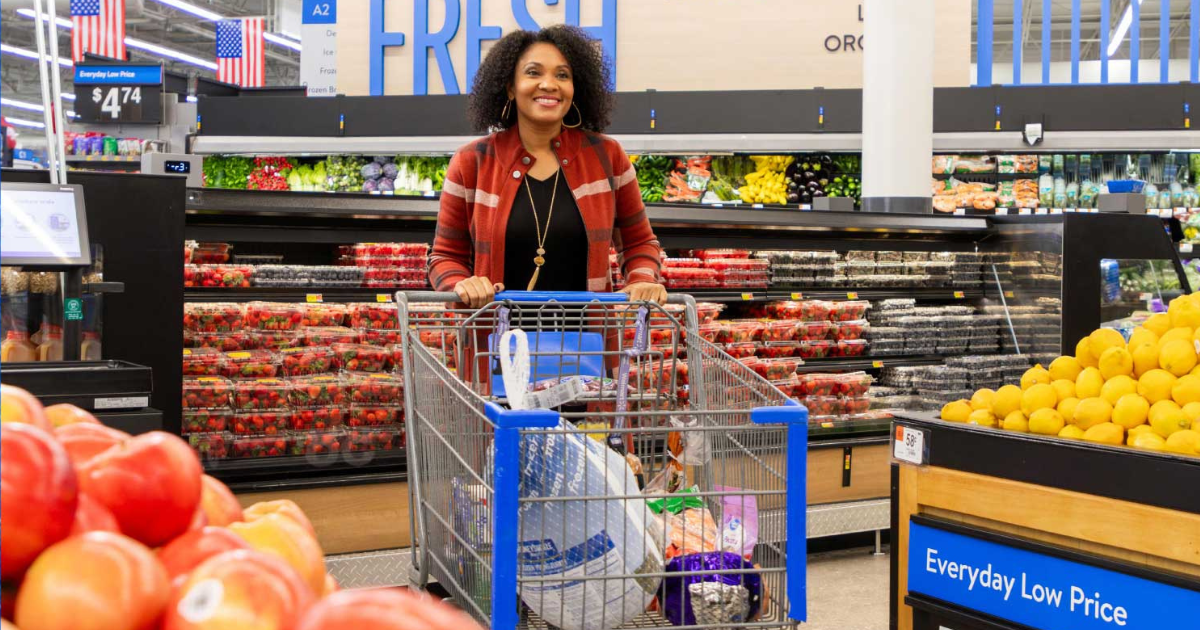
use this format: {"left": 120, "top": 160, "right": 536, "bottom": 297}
{"left": 501, "top": 99, "right": 513, "bottom": 124}
{"left": 563, "top": 102, "right": 583, "bottom": 128}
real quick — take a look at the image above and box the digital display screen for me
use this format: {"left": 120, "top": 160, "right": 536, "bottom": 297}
{"left": 1, "top": 184, "right": 90, "bottom": 266}
{"left": 163, "top": 159, "right": 191, "bottom": 174}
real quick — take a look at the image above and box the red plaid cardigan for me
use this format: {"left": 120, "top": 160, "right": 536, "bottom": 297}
{"left": 429, "top": 127, "right": 663, "bottom": 293}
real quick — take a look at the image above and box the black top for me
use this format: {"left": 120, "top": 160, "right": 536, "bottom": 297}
{"left": 504, "top": 170, "right": 589, "bottom": 292}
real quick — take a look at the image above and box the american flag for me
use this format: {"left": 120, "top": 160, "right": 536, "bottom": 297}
{"left": 216, "top": 18, "right": 264, "bottom": 88}
{"left": 70, "top": 0, "right": 126, "bottom": 62}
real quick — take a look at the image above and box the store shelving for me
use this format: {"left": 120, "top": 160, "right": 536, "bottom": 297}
{"left": 796, "top": 355, "right": 946, "bottom": 373}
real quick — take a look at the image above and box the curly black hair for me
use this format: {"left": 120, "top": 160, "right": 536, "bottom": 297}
{"left": 468, "top": 24, "right": 613, "bottom": 133}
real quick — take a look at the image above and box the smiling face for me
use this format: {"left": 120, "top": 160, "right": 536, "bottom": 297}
{"left": 508, "top": 42, "right": 574, "bottom": 129}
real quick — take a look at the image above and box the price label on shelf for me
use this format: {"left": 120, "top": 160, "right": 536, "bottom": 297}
{"left": 1181, "top": 243, "right": 1194, "bottom": 254}
{"left": 994, "top": 208, "right": 1009, "bottom": 215}
{"left": 1019, "top": 208, "right": 1033, "bottom": 215}
{"left": 1004, "top": 291, "right": 1015, "bottom": 298}
{"left": 953, "top": 208, "right": 966, "bottom": 216}
{"left": 846, "top": 292, "right": 859, "bottom": 300}
{"left": 741, "top": 293, "right": 754, "bottom": 301}
{"left": 820, "top": 421, "right": 835, "bottom": 429}
{"left": 791, "top": 292, "right": 804, "bottom": 300}
{"left": 871, "top": 360, "right": 884, "bottom": 368}
{"left": 952, "top": 291, "right": 965, "bottom": 299}
{"left": 893, "top": 424, "right": 928, "bottom": 466}
{"left": 1139, "top": 292, "right": 1153, "bottom": 301}
{"left": 376, "top": 294, "right": 391, "bottom": 303}
{"left": 752, "top": 204, "right": 764, "bottom": 209}
{"left": 1051, "top": 208, "right": 1063, "bottom": 215}
{"left": 1175, "top": 207, "right": 1187, "bottom": 216}
{"left": 305, "top": 294, "right": 323, "bottom": 303}
{"left": 1036, "top": 208, "right": 1049, "bottom": 215}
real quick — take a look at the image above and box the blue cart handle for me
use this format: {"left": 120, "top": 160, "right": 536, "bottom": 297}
{"left": 495, "top": 290, "right": 628, "bottom": 303}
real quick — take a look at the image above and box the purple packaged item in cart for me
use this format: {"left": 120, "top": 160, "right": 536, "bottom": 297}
{"left": 659, "top": 551, "right": 762, "bottom": 626}
{"left": 717, "top": 487, "right": 759, "bottom": 559}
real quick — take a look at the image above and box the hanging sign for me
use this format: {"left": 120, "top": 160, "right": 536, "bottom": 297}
{"left": 301, "top": 0, "right": 339, "bottom": 96}
{"left": 73, "top": 64, "right": 163, "bottom": 124}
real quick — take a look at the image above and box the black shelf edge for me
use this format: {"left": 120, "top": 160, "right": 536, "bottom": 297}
{"left": 185, "top": 287, "right": 420, "bottom": 302}
{"left": 205, "top": 450, "right": 407, "bottom": 490}
{"left": 933, "top": 172, "right": 1039, "bottom": 180}
{"left": 796, "top": 354, "right": 945, "bottom": 372}
{"left": 807, "top": 418, "right": 892, "bottom": 442}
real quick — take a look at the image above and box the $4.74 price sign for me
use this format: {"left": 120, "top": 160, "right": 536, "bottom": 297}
{"left": 73, "top": 64, "right": 163, "bottom": 124}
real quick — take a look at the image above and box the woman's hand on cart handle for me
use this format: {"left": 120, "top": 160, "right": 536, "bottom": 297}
{"left": 454, "top": 276, "right": 504, "bottom": 308}
{"left": 621, "top": 281, "right": 668, "bottom": 304}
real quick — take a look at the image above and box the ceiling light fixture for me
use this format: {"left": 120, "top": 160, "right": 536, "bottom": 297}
{"left": 15, "top": 8, "right": 218, "bottom": 70}
{"left": 5, "top": 117, "right": 47, "bottom": 128}
{"left": 0, "top": 43, "right": 73, "bottom": 67}
{"left": 1, "top": 97, "right": 77, "bottom": 117}
{"left": 263, "top": 33, "right": 302, "bottom": 52}
{"left": 1106, "top": 0, "right": 1145, "bottom": 57}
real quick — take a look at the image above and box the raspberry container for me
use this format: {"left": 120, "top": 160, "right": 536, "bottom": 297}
{"left": 301, "top": 326, "right": 363, "bottom": 347}
{"left": 722, "top": 342, "right": 760, "bottom": 359}
{"left": 836, "top": 339, "right": 869, "bottom": 357}
{"left": 232, "top": 378, "right": 292, "bottom": 410}
{"left": 761, "top": 320, "right": 800, "bottom": 342}
{"left": 794, "top": 321, "right": 834, "bottom": 341}
{"left": 301, "top": 303, "right": 348, "bottom": 327}
{"left": 290, "top": 407, "right": 347, "bottom": 431}
{"left": 797, "top": 340, "right": 835, "bottom": 359}
{"left": 186, "top": 331, "right": 260, "bottom": 352}
{"left": 290, "top": 429, "right": 348, "bottom": 455}
{"left": 230, "top": 434, "right": 291, "bottom": 459}
{"left": 828, "top": 300, "right": 871, "bottom": 322}
{"left": 346, "top": 425, "right": 405, "bottom": 452}
{"left": 279, "top": 346, "right": 337, "bottom": 376}
{"left": 230, "top": 409, "right": 291, "bottom": 436}
{"left": 184, "top": 303, "right": 245, "bottom": 333}
{"left": 833, "top": 320, "right": 870, "bottom": 341}
{"left": 182, "top": 408, "right": 232, "bottom": 434}
{"left": 345, "top": 372, "right": 405, "bottom": 404}
{"left": 332, "top": 343, "right": 390, "bottom": 373}
{"left": 245, "top": 302, "right": 305, "bottom": 331}
{"left": 189, "top": 432, "right": 229, "bottom": 460}
{"left": 288, "top": 375, "right": 349, "bottom": 407}
{"left": 253, "top": 330, "right": 302, "bottom": 351}
{"left": 347, "top": 404, "right": 404, "bottom": 427}
{"left": 349, "top": 303, "right": 399, "bottom": 330}
{"left": 183, "top": 377, "right": 233, "bottom": 409}
{"left": 219, "top": 350, "right": 280, "bottom": 379}
{"left": 757, "top": 342, "right": 802, "bottom": 359}
{"left": 183, "top": 347, "right": 226, "bottom": 376}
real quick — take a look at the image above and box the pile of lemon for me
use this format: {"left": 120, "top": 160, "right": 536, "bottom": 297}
{"left": 941, "top": 293, "right": 1200, "bottom": 457}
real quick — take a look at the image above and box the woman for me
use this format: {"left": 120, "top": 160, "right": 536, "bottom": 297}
{"left": 430, "top": 25, "right": 666, "bottom": 308}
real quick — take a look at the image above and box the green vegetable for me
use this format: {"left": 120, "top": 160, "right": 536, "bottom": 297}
{"left": 634, "top": 155, "right": 672, "bottom": 203}
{"left": 202, "top": 155, "right": 253, "bottom": 190}
{"left": 324, "top": 155, "right": 366, "bottom": 192}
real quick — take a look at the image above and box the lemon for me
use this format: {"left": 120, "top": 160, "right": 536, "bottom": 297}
{"left": 1138, "top": 369, "right": 1178, "bottom": 404}
{"left": 1001, "top": 411, "right": 1029, "bottom": 433}
{"left": 1143, "top": 313, "right": 1172, "bottom": 337}
{"left": 1149, "top": 399, "right": 1182, "bottom": 424}
{"left": 1075, "top": 367, "right": 1105, "bottom": 399}
{"left": 1150, "top": 406, "right": 1190, "bottom": 438}
{"left": 1159, "top": 339, "right": 1198, "bottom": 376}
{"left": 1127, "top": 327, "right": 1159, "bottom": 349}
{"left": 1088, "top": 328, "right": 1127, "bottom": 357}
{"left": 1129, "top": 431, "right": 1166, "bottom": 451}
{"left": 1082, "top": 422, "right": 1125, "bottom": 446}
{"left": 1048, "top": 356, "right": 1083, "bottom": 382}
{"left": 1164, "top": 430, "right": 1200, "bottom": 456}
{"left": 1171, "top": 374, "right": 1200, "bottom": 406}
{"left": 1100, "top": 375, "right": 1136, "bottom": 405}
{"left": 1072, "top": 397, "right": 1113, "bottom": 429}
{"left": 970, "top": 388, "right": 996, "bottom": 411}
{"left": 1169, "top": 296, "right": 1200, "bottom": 329}
{"left": 1192, "top": 364, "right": 1200, "bottom": 377}
{"left": 1112, "top": 393, "right": 1150, "bottom": 430}
{"left": 1058, "top": 424, "right": 1086, "bottom": 439}
{"left": 1182, "top": 401, "right": 1200, "bottom": 424}
{"left": 1021, "top": 384, "right": 1057, "bottom": 416}
{"left": 941, "top": 400, "right": 972, "bottom": 423}
{"left": 1159, "top": 327, "right": 1195, "bottom": 346}
{"left": 1131, "top": 342, "right": 1160, "bottom": 377}
{"left": 1075, "top": 337, "right": 1098, "bottom": 368}
{"left": 991, "top": 385, "right": 1023, "bottom": 418}
{"left": 1127, "top": 424, "right": 1154, "bottom": 440}
{"left": 1020, "top": 365, "right": 1051, "bottom": 390}
{"left": 1028, "top": 408, "right": 1065, "bottom": 435}
{"left": 968, "top": 409, "right": 997, "bottom": 428}
{"left": 1050, "top": 379, "right": 1076, "bottom": 403}
{"left": 1057, "top": 397, "right": 1080, "bottom": 423}
{"left": 1098, "top": 347, "right": 1134, "bottom": 380}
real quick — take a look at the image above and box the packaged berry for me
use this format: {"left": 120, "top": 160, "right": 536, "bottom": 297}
{"left": 836, "top": 339, "right": 869, "bottom": 357}
{"left": 219, "top": 350, "right": 280, "bottom": 379}
{"left": 662, "top": 258, "right": 704, "bottom": 269}
{"left": 182, "top": 408, "right": 232, "bottom": 434}
{"left": 833, "top": 320, "right": 869, "bottom": 341}
{"left": 183, "top": 377, "right": 232, "bottom": 409}
{"left": 232, "top": 378, "right": 291, "bottom": 411}
{"left": 726, "top": 320, "right": 766, "bottom": 343}
{"left": 689, "top": 249, "right": 750, "bottom": 260}
{"left": 352, "top": 243, "right": 394, "bottom": 256}
{"left": 745, "top": 358, "right": 800, "bottom": 381}
{"left": 189, "top": 432, "right": 229, "bottom": 460}
{"left": 757, "top": 342, "right": 801, "bottom": 359}
{"left": 186, "top": 331, "right": 260, "bottom": 352}
{"left": 797, "top": 340, "right": 835, "bottom": 359}
{"left": 290, "top": 407, "right": 347, "bottom": 431}
{"left": 345, "top": 372, "right": 405, "bottom": 404}
{"left": 192, "top": 242, "right": 232, "bottom": 264}
{"left": 253, "top": 330, "right": 302, "bottom": 351}
{"left": 695, "top": 302, "right": 724, "bottom": 324}
{"left": 704, "top": 258, "right": 770, "bottom": 271}
{"left": 332, "top": 343, "right": 390, "bottom": 373}
{"left": 349, "top": 303, "right": 399, "bottom": 330}
{"left": 796, "top": 374, "right": 839, "bottom": 397}
{"left": 723, "top": 342, "right": 760, "bottom": 359}
{"left": 842, "top": 397, "right": 871, "bottom": 415}
{"left": 794, "top": 321, "right": 835, "bottom": 341}
{"left": 347, "top": 404, "right": 403, "bottom": 427}
{"left": 836, "top": 372, "right": 874, "bottom": 397}
{"left": 346, "top": 425, "right": 405, "bottom": 452}
{"left": 301, "top": 303, "right": 348, "bottom": 327}
{"left": 397, "top": 243, "right": 430, "bottom": 256}
{"left": 184, "top": 265, "right": 200, "bottom": 287}
{"left": 765, "top": 300, "right": 833, "bottom": 321}
{"left": 759, "top": 320, "right": 798, "bottom": 342}
{"left": 385, "top": 344, "right": 404, "bottom": 371}
{"left": 664, "top": 277, "right": 719, "bottom": 289}
{"left": 801, "top": 396, "right": 843, "bottom": 417}
{"left": 245, "top": 302, "right": 304, "bottom": 331}
{"left": 301, "top": 327, "right": 363, "bottom": 347}
{"left": 290, "top": 429, "right": 347, "bottom": 455}
{"left": 230, "top": 409, "right": 291, "bottom": 436}
{"left": 829, "top": 300, "right": 871, "bottom": 322}
{"left": 183, "top": 347, "right": 226, "bottom": 376}
{"left": 288, "top": 375, "right": 348, "bottom": 407}
{"left": 279, "top": 346, "right": 336, "bottom": 376}
{"left": 184, "top": 303, "right": 245, "bottom": 333}
{"left": 230, "top": 434, "right": 291, "bottom": 459}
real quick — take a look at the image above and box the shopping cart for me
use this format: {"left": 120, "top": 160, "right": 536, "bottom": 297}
{"left": 396, "top": 290, "right": 807, "bottom": 630}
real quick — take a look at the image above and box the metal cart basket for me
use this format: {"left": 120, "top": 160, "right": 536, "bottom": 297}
{"left": 396, "top": 290, "right": 807, "bottom": 630}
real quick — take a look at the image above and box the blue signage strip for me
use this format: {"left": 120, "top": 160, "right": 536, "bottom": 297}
{"left": 303, "top": 0, "right": 337, "bottom": 25}
{"left": 908, "top": 521, "right": 1200, "bottom": 630}
{"left": 73, "top": 65, "right": 163, "bottom": 86}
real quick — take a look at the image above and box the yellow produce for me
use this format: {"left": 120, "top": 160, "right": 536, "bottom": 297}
{"left": 1158, "top": 339, "right": 1198, "bottom": 376}
{"left": 1001, "top": 411, "right": 1029, "bottom": 433}
{"left": 1127, "top": 327, "right": 1159, "bottom": 349}
{"left": 1159, "top": 327, "right": 1194, "bottom": 346}
{"left": 1028, "top": 409, "right": 1065, "bottom": 435}
{"left": 1129, "top": 431, "right": 1166, "bottom": 451}
{"left": 1181, "top": 401, "right": 1200, "bottom": 424}
{"left": 1138, "top": 369, "right": 1177, "bottom": 404}
{"left": 1150, "top": 406, "right": 1191, "bottom": 438}
{"left": 1165, "top": 430, "right": 1200, "bottom": 456}
{"left": 1112, "top": 394, "right": 1150, "bottom": 429}
{"left": 1020, "top": 365, "right": 1051, "bottom": 390}
{"left": 1143, "top": 312, "right": 1171, "bottom": 337}
{"left": 1075, "top": 367, "right": 1105, "bottom": 399}
{"left": 1050, "top": 379, "right": 1076, "bottom": 402}
{"left": 1099, "top": 375, "right": 1136, "bottom": 405}
{"left": 968, "top": 409, "right": 997, "bottom": 428}
{"left": 1047, "top": 356, "right": 1082, "bottom": 382}
{"left": 1131, "top": 342, "right": 1160, "bottom": 377}
{"left": 1056, "top": 397, "right": 1080, "bottom": 423}
{"left": 1149, "top": 400, "right": 1182, "bottom": 425}
{"left": 1171, "top": 374, "right": 1200, "bottom": 406}
{"left": 1082, "top": 422, "right": 1125, "bottom": 445}
{"left": 1127, "top": 424, "right": 1154, "bottom": 440}
{"left": 991, "top": 385, "right": 1023, "bottom": 418}
{"left": 1021, "top": 384, "right": 1057, "bottom": 416}
{"left": 1169, "top": 295, "right": 1200, "bottom": 329}
{"left": 1098, "top": 347, "right": 1133, "bottom": 379}
{"left": 1075, "top": 337, "right": 1098, "bottom": 368}
{"left": 970, "top": 389, "right": 995, "bottom": 411}
{"left": 1088, "top": 328, "right": 1126, "bottom": 357}
{"left": 1072, "top": 397, "right": 1112, "bottom": 429}
{"left": 940, "top": 400, "right": 972, "bottom": 423}
{"left": 1058, "top": 425, "right": 1085, "bottom": 439}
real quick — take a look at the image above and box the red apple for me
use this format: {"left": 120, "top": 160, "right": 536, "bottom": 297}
{"left": 43, "top": 404, "right": 100, "bottom": 428}
{"left": 242, "top": 500, "right": 315, "bottom": 538}
{"left": 79, "top": 431, "right": 202, "bottom": 547}
{"left": 55, "top": 422, "right": 129, "bottom": 470}
{"left": 0, "top": 423, "right": 77, "bottom": 581}
{"left": 163, "top": 550, "right": 314, "bottom": 630}
{"left": 229, "top": 513, "right": 325, "bottom": 595}
{"left": 199, "top": 475, "right": 242, "bottom": 527}
{"left": 2, "top": 585, "right": 17, "bottom": 621}
{"left": 15, "top": 531, "right": 170, "bottom": 630}
{"left": 0, "top": 384, "right": 49, "bottom": 431}
{"left": 295, "top": 587, "right": 485, "bottom": 630}
{"left": 71, "top": 492, "right": 120, "bottom": 535}
{"left": 158, "top": 527, "right": 250, "bottom": 582}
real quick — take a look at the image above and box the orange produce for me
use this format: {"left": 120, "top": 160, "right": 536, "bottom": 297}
{"left": 70, "top": 492, "right": 120, "bottom": 535}
{"left": 1, "top": 384, "right": 50, "bottom": 431}
{"left": 163, "top": 550, "right": 314, "bottom": 630}
{"left": 242, "top": 500, "right": 315, "bottom": 537}
{"left": 229, "top": 513, "right": 326, "bottom": 595}
{"left": 15, "top": 532, "right": 170, "bottom": 630}
{"left": 2, "top": 619, "right": 16, "bottom": 629}
{"left": 158, "top": 527, "right": 251, "bottom": 582}
{"left": 0, "top": 423, "right": 78, "bottom": 581}
{"left": 199, "top": 475, "right": 243, "bottom": 527}
{"left": 295, "top": 587, "right": 486, "bottom": 630}
{"left": 324, "top": 573, "right": 340, "bottom": 596}
{"left": 43, "top": 404, "right": 100, "bottom": 428}
{"left": 55, "top": 422, "right": 129, "bottom": 469}
{"left": 80, "top": 431, "right": 203, "bottom": 547}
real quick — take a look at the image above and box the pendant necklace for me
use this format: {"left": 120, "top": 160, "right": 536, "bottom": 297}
{"left": 523, "top": 167, "right": 560, "bottom": 291}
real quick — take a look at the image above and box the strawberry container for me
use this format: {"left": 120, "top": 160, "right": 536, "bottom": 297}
{"left": 183, "top": 377, "right": 232, "bottom": 409}
{"left": 797, "top": 340, "right": 835, "bottom": 359}
{"left": 393, "top": 255, "right": 427, "bottom": 269}
{"left": 723, "top": 342, "right": 760, "bottom": 359}
{"left": 192, "top": 243, "right": 232, "bottom": 264}
{"left": 279, "top": 346, "right": 336, "bottom": 376}
{"left": 232, "top": 378, "right": 292, "bottom": 410}
{"left": 695, "top": 302, "right": 724, "bottom": 324}
{"left": 836, "top": 339, "right": 869, "bottom": 357}
{"left": 219, "top": 350, "right": 280, "bottom": 379}
{"left": 362, "top": 267, "right": 398, "bottom": 284}
{"left": 801, "top": 396, "right": 843, "bottom": 417}
{"left": 290, "top": 407, "right": 347, "bottom": 431}
{"left": 385, "top": 345, "right": 404, "bottom": 371}
{"left": 186, "top": 331, "right": 260, "bottom": 352}
{"left": 688, "top": 249, "right": 750, "bottom": 260}
{"left": 288, "top": 375, "right": 349, "bottom": 407}
{"left": 191, "top": 265, "right": 252, "bottom": 288}
{"left": 349, "top": 303, "right": 398, "bottom": 330}
{"left": 184, "top": 265, "right": 200, "bottom": 287}
{"left": 842, "top": 396, "right": 871, "bottom": 415}
{"left": 184, "top": 303, "right": 245, "bottom": 333}
{"left": 345, "top": 372, "right": 405, "bottom": 404}
{"left": 717, "top": 274, "right": 770, "bottom": 289}
{"left": 836, "top": 372, "right": 874, "bottom": 397}
{"left": 352, "top": 243, "right": 396, "bottom": 256}
{"left": 664, "top": 277, "right": 719, "bottom": 289}
{"left": 189, "top": 432, "right": 229, "bottom": 460}
{"left": 301, "top": 303, "right": 348, "bottom": 327}
{"left": 662, "top": 258, "right": 704, "bottom": 269}
{"left": 698, "top": 323, "right": 732, "bottom": 344}
{"left": 745, "top": 358, "right": 800, "bottom": 381}
{"left": 794, "top": 321, "right": 835, "bottom": 341}
{"left": 230, "top": 434, "right": 291, "bottom": 459}
{"left": 253, "top": 330, "right": 302, "bottom": 351}
{"left": 761, "top": 320, "right": 800, "bottom": 342}
{"left": 301, "top": 326, "right": 363, "bottom": 347}
{"left": 347, "top": 404, "right": 403, "bottom": 427}
{"left": 828, "top": 300, "right": 871, "bottom": 322}
{"left": 418, "top": 329, "right": 457, "bottom": 352}
{"left": 705, "top": 258, "right": 770, "bottom": 271}
{"left": 182, "top": 408, "right": 232, "bottom": 434}
{"left": 398, "top": 242, "right": 429, "bottom": 256}
{"left": 726, "top": 320, "right": 766, "bottom": 343}
{"left": 290, "top": 429, "right": 347, "bottom": 455}
{"left": 661, "top": 267, "right": 718, "bottom": 282}
{"left": 230, "top": 409, "right": 291, "bottom": 436}
{"left": 833, "top": 320, "right": 869, "bottom": 341}
{"left": 796, "top": 374, "right": 839, "bottom": 397}
{"left": 757, "top": 342, "right": 801, "bottom": 359}
{"left": 765, "top": 300, "right": 833, "bottom": 321}
{"left": 245, "top": 302, "right": 304, "bottom": 331}
{"left": 332, "top": 343, "right": 390, "bottom": 373}
{"left": 770, "top": 374, "right": 802, "bottom": 398}
{"left": 182, "top": 348, "right": 226, "bottom": 376}
{"left": 346, "top": 425, "right": 405, "bottom": 452}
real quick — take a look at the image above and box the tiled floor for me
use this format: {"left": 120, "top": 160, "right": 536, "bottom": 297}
{"left": 804, "top": 546, "right": 891, "bottom": 630}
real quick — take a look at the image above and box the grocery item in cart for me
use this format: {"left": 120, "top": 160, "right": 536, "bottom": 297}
{"left": 649, "top": 489, "right": 720, "bottom": 560}
{"left": 659, "top": 551, "right": 762, "bottom": 627}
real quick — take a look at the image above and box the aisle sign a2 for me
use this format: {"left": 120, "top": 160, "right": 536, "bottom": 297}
{"left": 301, "top": 0, "right": 338, "bottom": 97}
{"left": 73, "top": 64, "right": 163, "bottom": 124}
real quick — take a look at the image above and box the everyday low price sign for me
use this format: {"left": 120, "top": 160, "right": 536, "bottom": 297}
{"left": 908, "top": 521, "right": 1200, "bottom": 629}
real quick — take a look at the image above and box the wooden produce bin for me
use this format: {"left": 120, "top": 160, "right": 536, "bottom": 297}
{"left": 889, "top": 412, "right": 1200, "bottom": 630}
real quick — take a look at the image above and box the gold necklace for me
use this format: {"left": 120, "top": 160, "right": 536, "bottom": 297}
{"left": 523, "top": 168, "right": 560, "bottom": 291}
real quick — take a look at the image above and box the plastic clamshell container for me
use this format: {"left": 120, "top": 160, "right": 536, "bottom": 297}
{"left": 229, "top": 434, "right": 291, "bottom": 459}
{"left": 347, "top": 404, "right": 404, "bottom": 427}
{"left": 842, "top": 396, "right": 871, "bottom": 415}
{"left": 689, "top": 249, "right": 750, "bottom": 260}
{"left": 289, "top": 428, "right": 348, "bottom": 455}
{"left": 829, "top": 300, "right": 871, "bottom": 322}
{"left": 349, "top": 303, "right": 399, "bottom": 330}
{"left": 184, "top": 303, "right": 245, "bottom": 333}
{"left": 794, "top": 321, "right": 835, "bottom": 341}
{"left": 183, "top": 347, "right": 226, "bottom": 377}
{"left": 245, "top": 302, "right": 305, "bottom": 331}
{"left": 698, "top": 322, "right": 732, "bottom": 344}
{"left": 219, "top": 350, "right": 280, "bottom": 379}
{"left": 801, "top": 396, "right": 843, "bottom": 417}
{"left": 705, "top": 258, "right": 770, "bottom": 271}
{"left": 182, "top": 377, "right": 232, "bottom": 409}
{"left": 833, "top": 320, "right": 870, "bottom": 341}
{"left": 766, "top": 300, "right": 833, "bottom": 321}
{"left": 290, "top": 407, "right": 347, "bottom": 431}
{"left": 186, "top": 331, "right": 260, "bottom": 352}
{"left": 761, "top": 320, "right": 800, "bottom": 342}
{"left": 664, "top": 277, "right": 719, "bottom": 289}
{"left": 797, "top": 340, "right": 835, "bottom": 359}
{"left": 232, "top": 378, "right": 292, "bottom": 411}
{"left": 385, "top": 344, "right": 404, "bottom": 371}
{"left": 182, "top": 408, "right": 232, "bottom": 434}
{"left": 332, "top": 343, "right": 390, "bottom": 373}
{"left": 726, "top": 320, "right": 767, "bottom": 343}
{"left": 836, "top": 372, "right": 874, "bottom": 397}
{"left": 300, "top": 326, "right": 363, "bottom": 347}
{"left": 279, "top": 346, "right": 337, "bottom": 376}
{"left": 188, "top": 432, "right": 229, "bottom": 460}
{"left": 192, "top": 242, "right": 232, "bottom": 263}
{"left": 695, "top": 302, "right": 724, "bottom": 324}
{"left": 288, "top": 374, "right": 349, "bottom": 407}
{"left": 744, "top": 357, "right": 800, "bottom": 381}
{"left": 346, "top": 424, "right": 405, "bottom": 451}
{"left": 757, "top": 341, "right": 802, "bottom": 359}
{"left": 230, "top": 409, "right": 292, "bottom": 436}
{"left": 796, "top": 373, "right": 840, "bottom": 397}
{"left": 253, "top": 330, "right": 302, "bottom": 351}
{"left": 300, "top": 303, "right": 348, "bottom": 327}
{"left": 722, "top": 342, "right": 760, "bottom": 359}
{"left": 662, "top": 257, "right": 704, "bottom": 268}
{"left": 836, "top": 339, "right": 869, "bottom": 357}
{"left": 345, "top": 372, "right": 405, "bottom": 404}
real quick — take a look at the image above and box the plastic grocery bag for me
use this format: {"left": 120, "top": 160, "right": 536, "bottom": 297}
{"left": 514, "top": 418, "right": 663, "bottom": 630}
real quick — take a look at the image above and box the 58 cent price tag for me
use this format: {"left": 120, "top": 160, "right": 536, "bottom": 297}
{"left": 893, "top": 424, "right": 928, "bottom": 465}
